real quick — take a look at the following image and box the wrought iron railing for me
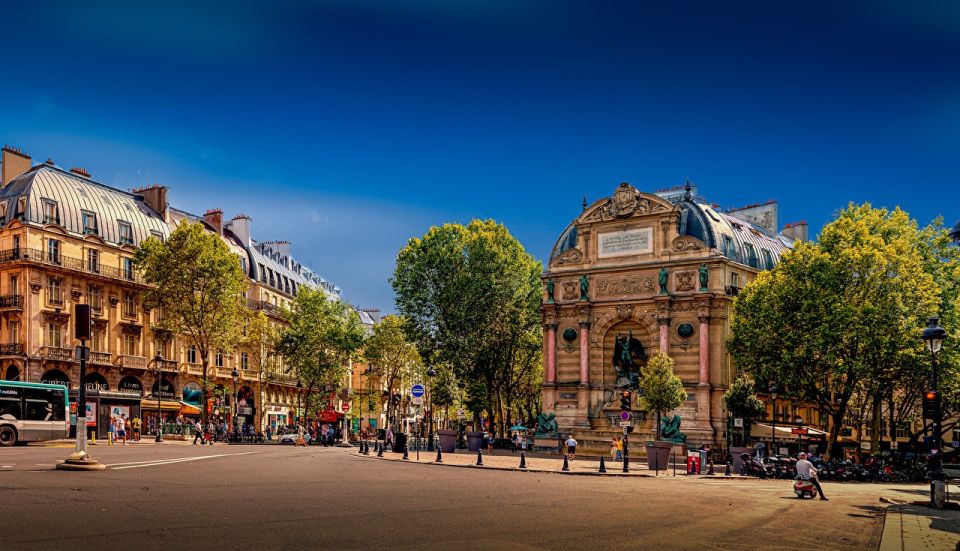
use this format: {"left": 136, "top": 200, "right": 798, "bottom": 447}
{"left": 247, "top": 299, "right": 282, "bottom": 315}
{"left": 157, "top": 359, "right": 180, "bottom": 372}
{"left": 41, "top": 346, "right": 74, "bottom": 361}
{"left": 0, "top": 248, "right": 145, "bottom": 284}
{"left": 0, "top": 295, "right": 22, "bottom": 309}
{"left": 90, "top": 351, "right": 112, "bottom": 365}
{"left": 118, "top": 355, "right": 147, "bottom": 369}
{"left": 0, "top": 343, "right": 23, "bottom": 355}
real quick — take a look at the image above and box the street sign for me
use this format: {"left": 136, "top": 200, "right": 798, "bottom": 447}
{"left": 411, "top": 396, "right": 424, "bottom": 406}
{"left": 619, "top": 420, "right": 632, "bottom": 428}
{"left": 733, "top": 418, "right": 743, "bottom": 428}
{"left": 953, "top": 441, "right": 959, "bottom": 449}
{"left": 790, "top": 427, "right": 809, "bottom": 435}
{"left": 620, "top": 411, "right": 632, "bottom": 422}
{"left": 341, "top": 403, "right": 350, "bottom": 412}
{"left": 411, "top": 384, "right": 425, "bottom": 398}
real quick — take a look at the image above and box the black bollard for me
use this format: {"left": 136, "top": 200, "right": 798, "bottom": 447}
{"left": 436, "top": 446, "right": 443, "bottom": 463}
{"left": 476, "top": 450, "right": 484, "bottom": 466}
{"left": 519, "top": 451, "right": 527, "bottom": 469}
{"left": 402, "top": 443, "right": 410, "bottom": 460}
{"left": 562, "top": 455, "right": 570, "bottom": 472}
{"left": 377, "top": 442, "right": 384, "bottom": 457}
{"left": 725, "top": 462, "right": 732, "bottom": 476}
{"left": 598, "top": 455, "right": 607, "bottom": 473}
{"left": 360, "top": 441, "right": 365, "bottom": 454}
{"left": 707, "top": 462, "right": 715, "bottom": 475}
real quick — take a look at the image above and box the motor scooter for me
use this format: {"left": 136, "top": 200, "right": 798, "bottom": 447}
{"left": 740, "top": 453, "right": 768, "bottom": 479}
{"left": 793, "top": 477, "right": 818, "bottom": 499}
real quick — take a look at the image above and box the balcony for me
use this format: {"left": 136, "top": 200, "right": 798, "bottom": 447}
{"left": 0, "top": 248, "right": 145, "bottom": 284}
{"left": 243, "top": 369, "right": 259, "bottom": 380}
{"left": 89, "top": 351, "right": 112, "bottom": 365}
{"left": 117, "top": 355, "right": 147, "bottom": 369}
{"left": 41, "top": 346, "right": 74, "bottom": 361}
{"left": 0, "top": 295, "right": 23, "bottom": 311}
{"left": 247, "top": 299, "right": 282, "bottom": 316}
{"left": 0, "top": 343, "right": 23, "bottom": 355}
{"left": 186, "top": 363, "right": 203, "bottom": 375}
{"left": 157, "top": 359, "right": 180, "bottom": 372}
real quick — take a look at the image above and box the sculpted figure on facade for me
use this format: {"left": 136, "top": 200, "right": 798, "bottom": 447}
{"left": 545, "top": 278, "right": 555, "bottom": 303}
{"left": 579, "top": 274, "right": 589, "bottom": 301}
{"left": 699, "top": 263, "right": 709, "bottom": 292}
{"left": 658, "top": 267, "right": 668, "bottom": 294}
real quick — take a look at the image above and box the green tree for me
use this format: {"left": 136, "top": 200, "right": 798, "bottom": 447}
{"left": 134, "top": 221, "right": 248, "bottom": 424}
{"left": 392, "top": 219, "right": 542, "bottom": 433}
{"left": 638, "top": 352, "right": 686, "bottom": 440}
{"left": 363, "top": 315, "right": 421, "bottom": 428}
{"left": 238, "top": 311, "right": 280, "bottom": 431}
{"left": 729, "top": 204, "right": 939, "bottom": 457}
{"left": 723, "top": 375, "right": 766, "bottom": 446}
{"left": 277, "top": 287, "right": 366, "bottom": 420}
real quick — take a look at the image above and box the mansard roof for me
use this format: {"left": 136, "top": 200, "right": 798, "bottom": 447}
{"left": 0, "top": 163, "right": 169, "bottom": 246}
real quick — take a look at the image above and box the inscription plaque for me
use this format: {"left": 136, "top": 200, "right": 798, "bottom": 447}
{"left": 598, "top": 228, "right": 652, "bottom": 258}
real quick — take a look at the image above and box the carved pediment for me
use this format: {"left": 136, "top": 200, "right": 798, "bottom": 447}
{"left": 671, "top": 235, "right": 705, "bottom": 252}
{"left": 554, "top": 248, "right": 583, "bottom": 266}
{"left": 595, "top": 277, "right": 655, "bottom": 298}
{"left": 581, "top": 183, "right": 671, "bottom": 224}
{"left": 42, "top": 311, "right": 70, "bottom": 324}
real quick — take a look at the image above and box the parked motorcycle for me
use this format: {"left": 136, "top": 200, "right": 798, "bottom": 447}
{"left": 740, "top": 453, "right": 769, "bottom": 479}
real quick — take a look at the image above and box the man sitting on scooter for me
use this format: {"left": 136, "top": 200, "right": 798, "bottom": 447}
{"left": 796, "top": 452, "right": 828, "bottom": 501}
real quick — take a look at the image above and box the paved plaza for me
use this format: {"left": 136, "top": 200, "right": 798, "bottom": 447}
{"left": 1, "top": 443, "right": 955, "bottom": 550}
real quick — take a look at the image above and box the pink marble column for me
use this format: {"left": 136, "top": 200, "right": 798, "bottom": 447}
{"left": 699, "top": 315, "right": 710, "bottom": 385}
{"left": 545, "top": 323, "right": 557, "bottom": 384}
{"left": 658, "top": 319, "right": 670, "bottom": 353}
{"left": 579, "top": 322, "right": 590, "bottom": 384}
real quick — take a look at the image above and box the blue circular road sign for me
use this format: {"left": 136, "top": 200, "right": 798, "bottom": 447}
{"left": 411, "top": 384, "right": 426, "bottom": 398}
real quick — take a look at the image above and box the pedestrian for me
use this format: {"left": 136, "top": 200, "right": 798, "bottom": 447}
{"left": 511, "top": 432, "right": 518, "bottom": 454}
{"left": 565, "top": 434, "right": 578, "bottom": 461}
{"left": 193, "top": 419, "right": 204, "bottom": 445}
{"left": 487, "top": 432, "right": 495, "bottom": 454}
{"left": 615, "top": 437, "right": 623, "bottom": 462}
{"left": 118, "top": 415, "right": 128, "bottom": 445}
{"left": 385, "top": 426, "right": 394, "bottom": 451}
{"left": 131, "top": 416, "right": 142, "bottom": 441}
{"left": 610, "top": 437, "right": 618, "bottom": 462}
{"left": 296, "top": 423, "right": 306, "bottom": 447}
{"left": 795, "top": 452, "right": 827, "bottom": 501}
{"left": 108, "top": 416, "right": 116, "bottom": 446}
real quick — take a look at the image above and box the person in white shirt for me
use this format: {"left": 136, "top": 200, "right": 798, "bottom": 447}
{"left": 565, "top": 435, "right": 578, "bottom": 460}
{"left": 795, "top": 452, "right": 828, "bottom": 501}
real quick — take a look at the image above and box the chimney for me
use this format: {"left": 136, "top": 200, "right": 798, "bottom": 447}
{"left": 264, "top": 240, "right": 291, "bottom": 258}
{"left": 139, "top": 184, "right": 169, "bottom": 220}
{"left": 227, "top": 214, "right": 252, "bottom": 246}
{"left": 2, "top": 145, "right": 32, "bottom": 186}
{"left": 69, "top": 167, "right": 91, "bottom": 178}
{"left": 203, "top": 208, "right": 223, "bottom": 235}
{"left": 782, "top": 220, "right": 809, "bottom": 242}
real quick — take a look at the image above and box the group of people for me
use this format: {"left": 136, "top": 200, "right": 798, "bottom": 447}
{"left": 107, "top": 414, "right": 141, "bottom": 445}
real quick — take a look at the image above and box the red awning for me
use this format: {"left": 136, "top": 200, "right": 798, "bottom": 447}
{"left": 318, "top": 410, "right": 339, "bottom": 423}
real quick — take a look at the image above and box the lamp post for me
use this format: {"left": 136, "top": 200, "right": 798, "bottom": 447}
{"left": 296, "top": 379, "right": 303, "bottom": 425}
{"left": 769, "top": 382, "right": 778, "bottom": 471}
{"left": 231, "top": 367, "right": 239, "bottom": 433}
{"left": 150, "top": 352, "right": 164, "bottom": 443}
{"left": 922, "top": 316, "right": 947, "bottom": 509}
{"left": 456, "top": 380, "right": 466, "bottom": 447}
{"left": 426, "top": 366, "right": 436, "bottom": 451}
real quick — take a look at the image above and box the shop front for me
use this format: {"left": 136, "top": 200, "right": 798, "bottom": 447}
{"left": 69, "top": 388, "right": 143, "bottom": 439}
{"left": 236, "top": 385, "right": 256, "bottom": 429}
{"left": 266, "top": 405, "right": 290, "bottom": 433}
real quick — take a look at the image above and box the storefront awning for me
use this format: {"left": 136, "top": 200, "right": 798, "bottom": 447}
{"left": 179, "top": 403, "right": 201, "bottom": 416}
{"left": 141, "top": 399, "right": 183, "bottom": 411}
{"left": 750, "top": 423, "right": 827, "bottom": 439}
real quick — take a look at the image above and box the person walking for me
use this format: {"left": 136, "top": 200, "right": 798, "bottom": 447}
{"left": 131, "top": 416, "right": 142, "bottom": 441}
{"left": 565, "top": 434, "right": 578, "bottom": 461}
{"left": 795, "top": 452, "right": 828, "bottom": 501}
{"left": 207, "top": 421, "right": 216, "bottom": 445}
{"left": 610, "top": 437, "right": 618, "bottom": 462}
{"left": 385, "top": 426, "right": 394, "bottom": 451}
{"left": 193, "top": 419, "right": 204, "bottom": 445}
{"left": 107, "top": 416, "right": 116, "bottom": 446}
{"left": 118, "top": 415, "right": 128, "bottom": 446}
{"left": 296, "top": 423, "right": 306, "bottom": 447}
{"left": 487, "top": 432, "right": 495, "bottom": 454}
{"left": 615, "top": 437, "right": 624, "bottom": 462}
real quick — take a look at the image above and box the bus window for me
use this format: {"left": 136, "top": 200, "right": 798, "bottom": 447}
{"left": 0, "top": 397, "right": 19, "bottom": 419}
{"left": 25, "top": 399, "right": 52, "bottom": 421}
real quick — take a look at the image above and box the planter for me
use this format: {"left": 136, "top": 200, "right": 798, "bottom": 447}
{"left": 466, "top": 431, "right": 485, "bottom": 452}
{"left": 646, "top": 441, "right": 673, "bottom": 470}
{"left": 438, "top": 429, "right": 458, "bottom": 453}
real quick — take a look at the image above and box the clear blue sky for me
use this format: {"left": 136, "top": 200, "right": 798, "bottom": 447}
{"left": 2, "top": 1, "right": 958, "bottom": 311}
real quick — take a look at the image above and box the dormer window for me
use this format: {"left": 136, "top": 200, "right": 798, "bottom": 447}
{"left": 762, "top": 249, "right": 774, "bottom": 270}
{"left": 82, "top": 211, "right": 98, "bottom": 235}
{"left": 15, "top": 197, "right": 25, "bottom": 218}
{"left": 0, "top": 200, "right": 8, "bottom": 221}
{"left": 42, "top": 200, "right": 59, "bottom": 224}
{"left": 118, "top": 221, "right": 133, "bottom": 245}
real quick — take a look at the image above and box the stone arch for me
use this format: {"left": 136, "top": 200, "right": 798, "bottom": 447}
{"left": 4, "top": 364, "right": 19, "bottom": 381}
{"left": 41, "top": 369, "right": 70, "bottom": 386}
{"left": 599, "top": 319, "right": 656, "bottom": 388}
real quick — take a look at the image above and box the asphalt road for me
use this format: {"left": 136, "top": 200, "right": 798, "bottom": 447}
{"left": 0, "top": 443, "right": 922, "bottom": 550}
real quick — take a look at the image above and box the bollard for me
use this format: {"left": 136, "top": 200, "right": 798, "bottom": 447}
{"left": 725, "top": 462, "right": 732, "bottom": 476}
{"left": 476, "top": 450, "right": 484, "bottom": 466}
{"left": 377, "top": 442, "right": 384, "bottom": 457}
{"left": 402, "top": 443, "right": 410, "bottom": 460}
{"left": 436, "top": 446, "right": 443, "bottom": 463}
{"left": 598, "top": 455, "right": 606, "bottom": 473}
{"left": 707, "top": 462, "right": 715, "bottom": 475}
{"left": 519, "top": 451, "right": 527, "bottom": 469}
{"left": 90, "top": 430, "right": 96, "bottom": 445}
{"left": 562, "top": 455, "right": 570, "bottom": 472}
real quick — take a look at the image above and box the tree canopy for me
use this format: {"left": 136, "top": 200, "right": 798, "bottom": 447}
{"left": 363, "top": 315, "right": 421, "bottom": 425}
{"left": 638, "top": 352, "right": 686, "bottom": 440}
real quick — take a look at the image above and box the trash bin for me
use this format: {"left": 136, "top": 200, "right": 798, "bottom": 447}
{"left": 466, "top": 431, "right": 485, "bottom": 452}
{"left": 392, "top": 432, "right": 407, "bottom": 453}
{"left": 686, "top": 450, "right": 701, "bottom": 474}
{"left": 377, "top": 428, "right": 386, "bottom": 441}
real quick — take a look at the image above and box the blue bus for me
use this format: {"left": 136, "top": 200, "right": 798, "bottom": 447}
{"left": 0, "top": 380, "right": 70, "bottom": 445}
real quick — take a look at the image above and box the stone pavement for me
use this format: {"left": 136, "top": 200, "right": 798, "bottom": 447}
{"left": 880, "top": 501, "right": 960, "bottom": 551}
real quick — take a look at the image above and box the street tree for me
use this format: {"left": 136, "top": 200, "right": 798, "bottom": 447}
{"left": 277, "top": 287, "right": 366, "bottom": 420}
{"left": 239, "top": 310, "right": 280, "bottom": 432}
{"left": 135, "top": 221, "right": 248, "bottom": 424}
{"left": 723, "top": 375, "right": 766, "bottom": 446}
{"left": 638, "top": 352, "right": 686, "bottom": 440}
{"left": 363, "top": 315, "right": 421, "bottom": 427}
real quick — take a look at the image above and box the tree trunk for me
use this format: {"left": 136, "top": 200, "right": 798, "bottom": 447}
{"left": 656, "top": 411, "right": 662, "bottom": 441}
{"left": 827, "top": 396, "right": 851, "bottom": 460}
{"left": 200, "top": 352, "right": 210, "bottom": 425}
{"left": 870, "top": 392, "right": 882, "bottom": 454}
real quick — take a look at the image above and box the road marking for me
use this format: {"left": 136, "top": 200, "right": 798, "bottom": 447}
{"left": 108, "top": 451, "right": 260, "bottom": 470}
{"left": 1, "top": 465, "right": 13, "bottom": 468}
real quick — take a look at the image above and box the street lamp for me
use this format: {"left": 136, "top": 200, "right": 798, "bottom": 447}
{"left": 296, "top": 379, "right": 303, "bottom": 425}
{"left": 231, "top": 367, "right": 239, "bottom": 433}
{"left": 149, "top": 352, "right": 164, "bottom": 443}
{"left": 768, "top": 382, "right": 778, "bottom": 467}
{"left": 922, "top": 316, "right": 947, "bottom": 509}
{"left": 456, "top": 380, "right": 466, "bottom": 442}
{"left": 426, "top": 366, "right": 436, "bottom": 451}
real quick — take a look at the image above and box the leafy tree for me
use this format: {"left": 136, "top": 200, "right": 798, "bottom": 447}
{"left": 277, "top": 287, "right": 366, "bottom": 419}
{"left": 238, "top": 310, "right": 280, "bottom": 431}
{"left": 729, "top": 204, "right": 939, "bottom": 457}
{"left": 392, "top": 219, "right": 542, "bottom": 433}
{"left": 638, "top": 352, "right": 686, "bottom": 440}
{"left": 723, "top": 375, "right": 766, "bottom": 446}
{"left": 363, "top": 315, "right": 421, "bottom": 427}
{"left": 135, "top": 221, "right": 248, "bottom": 424}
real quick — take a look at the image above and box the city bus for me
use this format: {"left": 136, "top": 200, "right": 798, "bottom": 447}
{"left": 0, "top": 380, "right": 70, "bottom": 446}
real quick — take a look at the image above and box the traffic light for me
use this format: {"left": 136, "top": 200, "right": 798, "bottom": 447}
{"left": 923, "top": 390, "right": 941, "bottom": 419}
{"left": 619, "top": 391, "right": 631, "bottom": 411}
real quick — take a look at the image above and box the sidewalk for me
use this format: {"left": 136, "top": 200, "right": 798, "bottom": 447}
{"left": 880, "top": 502, "right": 960, "bottom": 551}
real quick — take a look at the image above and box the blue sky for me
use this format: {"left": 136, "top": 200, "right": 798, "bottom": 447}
{"left": 2, "top": 1, "right": 958, "bottom": 311}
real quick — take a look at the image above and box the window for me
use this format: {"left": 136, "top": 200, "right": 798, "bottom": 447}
{"left": 268, "top": 270, "right": 275, "bottom": 288}
{"left": 215, "top": 350, "right": 224, "bottom": 368}
{"left": 8, "top": 320, "right": 20, "bottom": 344}
{"left": 954, "top": 428, "right": 960, "bottom": 443}
{"left": 258, "top": 264, "right": 266, "bottom": 282}
{"left": 761, "top": 249, "right": 774, "bottom": 270}
{"left": 149, "top": 230, "right": 164, "bottom": 242}
{"left": 122, "top": 292, "right": 137, "bottom": 318}
{"left": 47, "top": 239, "right": 61, "bottom": 264}
{"left": 87, "top": 249, "right": 100, "bottom": 273}
{"left": 82, "top": 211, "right": 98, "bottom": 235}
{"left": 186, "top": 345, "right": 197, "bottom": 364}
{"left": 123, "top": 333, "right": 138, "bottom": 356}
{"left": 744, "top": 243, "right": 758, "bottom": 268}
{"left": 46, "top": 322, "right": 62, "bottom": 348}
{"left": 240, "top": 258, "right": 247, "bottom": 274}
{"left": 722, "top": 235, "right": 734, "bottom": 259}
{"left": 15, "top": 197, "right": 25, "bottom": 218}
{"left": 87, "top": 286, "right": 102, "bottom": 313}
{"left": 0, "top": 200, "right": 7, "bottom": 220}
{"left": 123, "top": 258, "right": 135, "bottom": 280}
{"left": 154, "top": 338, "right": 171, "bottom": 360}
{"left": 42, "top": 200, "right": 59, "bottom": 224}
{"left": 730, "top": 272, "right": 739, "bottom": 288}
{"left": 91, "top": 326, "right": 105, "bottom": 353}
{"left": 241, "top": 352, "right": 249, "bottom": 370}
{"left": 47, "top": 278, "right": 62, "bottom": 305}
{"left": 118, "top": 221, "right": 134, "bottom": 244}
{"left": 0, "top": 397, "right": 19, "bottom": 419}
{"left": 897, "top": 424, "right": 908, "bottom": 439}
{"left": 8, "top": 275, "right": 17, "bottom": 295}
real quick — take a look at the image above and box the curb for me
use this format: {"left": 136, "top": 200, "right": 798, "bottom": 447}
{"left": 878, "top": 503, "right": 901, "bottom": 551}
{"left": 353, "top": 452, "right": 655, "bottom": 477}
